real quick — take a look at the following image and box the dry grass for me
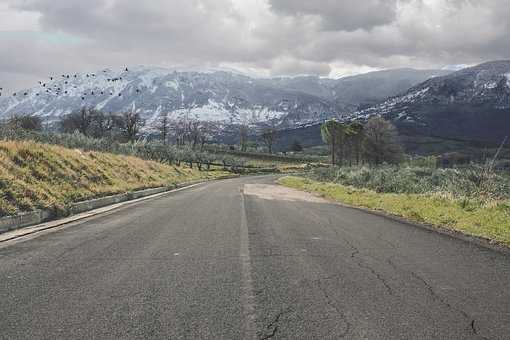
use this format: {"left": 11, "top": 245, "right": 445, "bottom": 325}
{"left": 0, "top": 140, "right": 228, "bottom": 217}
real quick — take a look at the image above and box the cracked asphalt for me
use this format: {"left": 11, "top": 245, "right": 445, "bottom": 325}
{"left": 1, "top": 176, "right": 509, "bottom": 339}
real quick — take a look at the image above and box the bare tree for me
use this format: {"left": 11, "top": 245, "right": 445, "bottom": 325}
{"left": 184, "top": 120, "right": 202, "bottom": 150}
{"left": 7, "top": 114, "right": 43, "bottom": 131}
{"left": 363, "top": 116, "right": 404, "bottom": 165}
{"left": 159, "top": 112, "right": 170, "bottom": 145}
{"left": 239, "top": 125, "right": 249, "bottom": 152}
{"left": 171, "top": 119, "right": 187, "bottom": 146}
{"left": 261, "top": 128, "right": 277, "bottom": 154}
{"left": 198, "top": 122, "right": 212, "bottom": 151}
{"left": 60, "top": 107, "right": 93, "bottom": 135}
{"left": 122, "top": 112, "right": 145, "bottom": 143}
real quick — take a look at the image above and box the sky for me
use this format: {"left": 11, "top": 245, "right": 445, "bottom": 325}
{"left": 1, "top": 0, "right": 510, "bottom": 91}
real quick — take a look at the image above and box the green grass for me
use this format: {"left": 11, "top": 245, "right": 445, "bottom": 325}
{"left": 279, "top": 176, "right": 510, "bottom": 246}
{"left": 309, "top": 165, "right": 510, "bottom": 200}
{"left": 0, "top": 140, "right": 229, "bottom": 217}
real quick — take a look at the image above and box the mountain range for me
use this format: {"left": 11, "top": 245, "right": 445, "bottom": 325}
{"left": 1, "top": 61, "right": 508, "bottom": 152}
{"left": 0, "top": 66, "right": 448, "bottom": 130}
{"left": 351, "top": 60, "right": 510, "bottom": 143}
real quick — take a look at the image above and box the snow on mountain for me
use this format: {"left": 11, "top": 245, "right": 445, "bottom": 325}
{"left": 0, "top": 65, "right": 448, "bottom": 131}
{"left": 350, "top": 60, "right": 510, "bottom": 142}
{"left": 0, "top": 66, "right": 339, "bottom": 128}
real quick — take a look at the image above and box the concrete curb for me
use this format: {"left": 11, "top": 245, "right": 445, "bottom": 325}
{"left": 0, "top": 175, "right": 238, "bottom": 238}
{"left": 0, "top": 210, "right": 53, "bottom": 234}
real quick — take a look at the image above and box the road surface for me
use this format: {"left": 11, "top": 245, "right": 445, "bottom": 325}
{"left": 1, "top": 176, "right": 509, "bottom": 339}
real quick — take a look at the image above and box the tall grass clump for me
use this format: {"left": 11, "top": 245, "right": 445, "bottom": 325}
{"left": 308, "top": 165, "right": 510, "bottom": 202}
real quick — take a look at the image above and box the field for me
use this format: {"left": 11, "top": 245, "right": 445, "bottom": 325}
{"left": 0, "top": 140, "right": 228, "bottom": 217}
{"left": 279, "top": 165, "right": 510, "bottom": 246}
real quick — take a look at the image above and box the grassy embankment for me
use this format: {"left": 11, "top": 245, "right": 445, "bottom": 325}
{"left": 279, "top": 166, "right": 510, "bottom": 246}
{"left": 0, "top": 140, "right": 229, "bottom": 217}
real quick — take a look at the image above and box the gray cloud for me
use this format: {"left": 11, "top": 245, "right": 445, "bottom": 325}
{"left": 1, "top": 0, "right": 510, "bottom": 91}
{"left": 268, "top": 0, "right": 399, "bottom": 31}
{"left": 270, "top": 57, "right": 332, "bottom": 77}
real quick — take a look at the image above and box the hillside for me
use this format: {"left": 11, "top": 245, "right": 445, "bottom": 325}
{"left": 0, "top": 140, "right": 225, "bottom": 216}
{"left": 353, "top": 60, "right": 510, "bottom": 143}
{"left": 0, "top": 67, "right": 447, "bottom": 131}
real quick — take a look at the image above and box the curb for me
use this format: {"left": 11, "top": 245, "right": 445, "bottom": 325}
{"left": 0, "top": 175, "right": 238, "bottom": 242}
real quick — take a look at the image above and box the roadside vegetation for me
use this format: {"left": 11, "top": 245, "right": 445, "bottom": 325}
{"left": 0, "top": 140, "right": 229, "bottom": 217}
{"left": 280, "top": 116, "right": 510, "bottom": 246}
{"left": 0, "top": 111, "right": 315, "bottom": 173}
{"left": 0, "top": 110, "right": 313, "bottom": 218}
{"left": 280, "top": 174, "right": 510, "bottom": 246}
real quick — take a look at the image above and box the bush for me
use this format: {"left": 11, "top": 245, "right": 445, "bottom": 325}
{"left": 308, "top": 165, "right": 510, "bottom": 201}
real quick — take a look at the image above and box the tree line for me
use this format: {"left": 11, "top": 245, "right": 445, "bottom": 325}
{"left": 321, "top": 116, "right": 404, "bottom": 165}
{"left": 2, "top": 108, "right": 218, "bottom": 150}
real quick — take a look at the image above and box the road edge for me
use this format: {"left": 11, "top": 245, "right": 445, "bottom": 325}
{"left": 276, "top": 179, "right": 510, "bottom": 255}
{"left": 0, "top": 176, "right": 237, "bottom": 243}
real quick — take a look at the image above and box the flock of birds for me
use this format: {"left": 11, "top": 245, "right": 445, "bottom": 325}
{"left": 0, "top": 67, "right": 143, "bottom": 102}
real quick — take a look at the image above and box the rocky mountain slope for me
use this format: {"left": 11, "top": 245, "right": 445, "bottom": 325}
{"left": 0, "top": 66, "right": 446, "bottom": 130}
{"left": 353, "top": 60, "right": 510, "bottom": 142}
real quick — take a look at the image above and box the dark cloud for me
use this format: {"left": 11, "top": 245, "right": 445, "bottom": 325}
{"left": 268, "top": 0, "right": 399, "bottom": 31}
{"left": 1, "top": 0, "right": 510, "bottom": 91}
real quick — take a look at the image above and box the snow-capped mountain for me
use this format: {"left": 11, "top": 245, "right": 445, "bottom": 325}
{"left": 0, "top": 66, "right": 447, "bottom": 131}
{"left": 0, "top": 66, "right": 341, "bottom": 128}
{"left": 353, "top": 61, "right": 510, "bottom": 142}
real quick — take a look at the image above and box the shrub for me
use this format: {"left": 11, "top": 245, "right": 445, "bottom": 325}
{"left": 307, "top": 165, "right": 510, "bottom": 201}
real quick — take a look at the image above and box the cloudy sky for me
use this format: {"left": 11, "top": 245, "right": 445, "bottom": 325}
{"left": 1, "top": 0, "right": 509, "bottom": 91}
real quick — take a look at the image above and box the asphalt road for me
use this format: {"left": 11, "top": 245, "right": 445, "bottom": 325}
{"left": 1, "top": 176, "right": 509, "bottom": 339}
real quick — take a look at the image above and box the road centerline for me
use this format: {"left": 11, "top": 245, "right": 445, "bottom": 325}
{"left": 239, "top": 187, "right": 258, "bottom": 339}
